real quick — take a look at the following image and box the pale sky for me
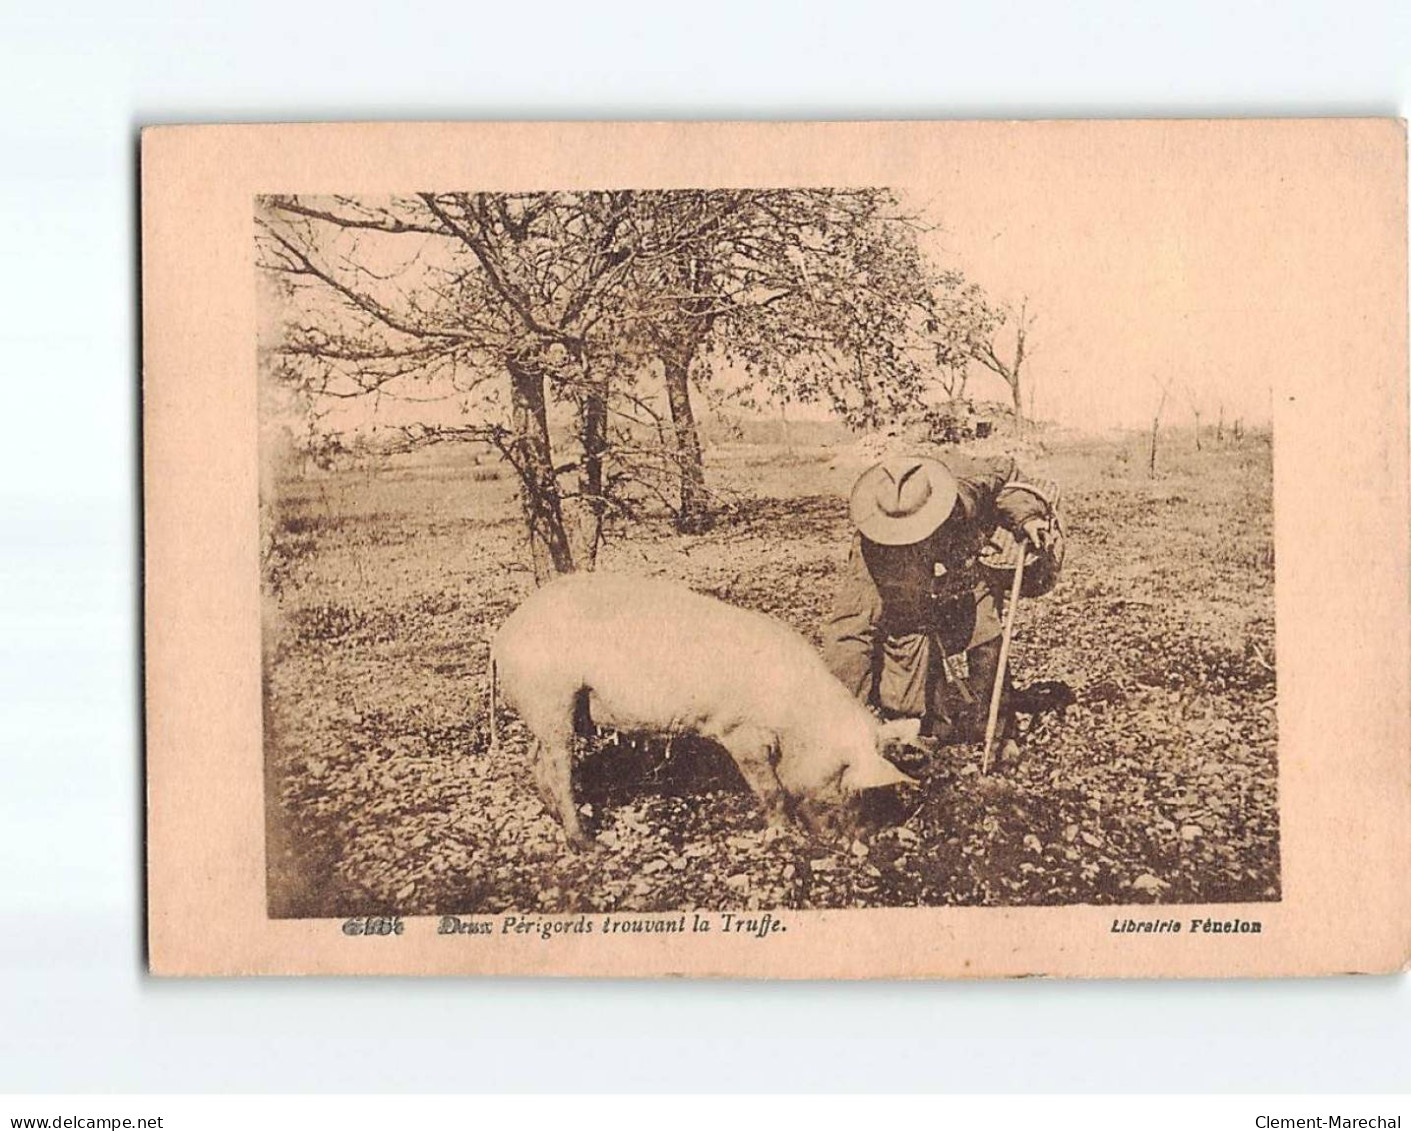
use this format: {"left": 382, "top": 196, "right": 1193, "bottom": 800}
{"left": 897, "top": 123, "right": 1368, "bottom": 429}
{"left": 278, "top": 123, "right": 1401, "bottom": 437}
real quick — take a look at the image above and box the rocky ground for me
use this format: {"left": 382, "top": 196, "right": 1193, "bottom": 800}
{"left": 261, "top": 426, "right": 1278, "bottom": 917}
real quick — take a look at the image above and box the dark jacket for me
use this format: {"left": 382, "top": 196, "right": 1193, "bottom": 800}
{"left": 821, "top": 454, "right": 1047, "bottom": 714}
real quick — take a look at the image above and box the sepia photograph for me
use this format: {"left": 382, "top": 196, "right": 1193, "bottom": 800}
{"left": 253, "top": 180, "right": 1277, "bottom": 921}
{"left": 141, "top": 120, "right": 1407, "bottom": 978}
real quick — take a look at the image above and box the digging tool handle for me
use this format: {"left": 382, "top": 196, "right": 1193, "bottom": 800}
{"left": 982, "top": 545, "right": 1028, "bottom": 774}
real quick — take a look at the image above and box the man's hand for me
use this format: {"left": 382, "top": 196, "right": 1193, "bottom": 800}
{"left": 1020, "top": 517, "right": 1050, "bottom": 551}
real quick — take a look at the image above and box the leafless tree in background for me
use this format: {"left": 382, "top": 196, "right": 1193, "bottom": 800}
{"left": 969, "top": 295, "right": 1036, "bottom": 429}
{"left": 1149, "top": 373, "right": 1176, "bottom": 477}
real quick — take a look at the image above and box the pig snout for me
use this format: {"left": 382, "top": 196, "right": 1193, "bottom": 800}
{"left": 793, "top": 780, "right": 922, "bottom": 843}
{"left": 855, "top": 780, "right": 925, "bottom": 830}
{"left": 786, "top": 737, "right": 922, "bottom": 843}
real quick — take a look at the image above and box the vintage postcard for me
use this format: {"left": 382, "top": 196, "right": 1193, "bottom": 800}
{"left": 143, "top": 120, "right": 1409, "bottom": 977}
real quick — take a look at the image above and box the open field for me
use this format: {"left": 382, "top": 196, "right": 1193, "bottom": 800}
{"left": 262, "top": 426, "right": 1278, "bottom": 916}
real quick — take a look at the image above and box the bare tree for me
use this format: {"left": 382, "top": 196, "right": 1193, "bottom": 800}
{"left": 927, "top": 273, "right": 1001, "bottom": 405}
{"left": 256, "top": 191, "right": 641, "bottom": 578}
{"left": 935, "top": 363, "right": 970, "bottom": 402}
{"left": 1183, "top": 382, "right": 1204, "bottom": 451}
{"left": 1149, "top": 374, "right": 1176, "bottom": 477}
{"left": 256, "top": 188, "right": 996, "bottom": 570}
{"left": 969, "top": 296, "right": 1035, "bottom": 429}
{"left": 623, "top": 188, "right": 956, "bottom": 530}
{"left": 416, "top": 191, "right": 642, "bottom": 570}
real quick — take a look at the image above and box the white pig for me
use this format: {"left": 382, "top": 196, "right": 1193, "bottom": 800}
{"left": 490, "top": 572, "right": 921, "bottom": 848}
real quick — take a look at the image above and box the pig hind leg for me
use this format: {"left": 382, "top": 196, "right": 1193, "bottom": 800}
{"left": 518, "top": 689, "right": 592, "bottom": 850}
{"left": 530, "top": 731, "right": 591, "bottom": 850}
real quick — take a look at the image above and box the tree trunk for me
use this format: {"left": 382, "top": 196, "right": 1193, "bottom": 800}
{"left": 662, "top": 346, "right": 711, "bottom": 533}
{"left": 506, "top": 356, "right": 575, "bottom": 581}
{"left": 1149, "top": 379, "right": 1172, "bottom": 478}
{"left": 571, "top": 377, "right": 608, "bottom": 569}
{"left": 582, "top": 388, "right": 606, "bottom": 502}
{"left": 1009, "top": 372, "right": 1024, "bottom": 434}
{"left": 1010, "top": 312, "right": 1028, "bottom": 433}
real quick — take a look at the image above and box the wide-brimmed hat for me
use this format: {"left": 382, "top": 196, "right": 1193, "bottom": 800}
{"left": 849, "top": 456, "right": 959, "bottom": 546}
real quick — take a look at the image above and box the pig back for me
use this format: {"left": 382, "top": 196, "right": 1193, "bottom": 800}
{"left": 492, "top": 572, "right": 848, "bottom": 737}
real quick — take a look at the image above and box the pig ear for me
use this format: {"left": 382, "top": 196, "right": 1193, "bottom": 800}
{"left": 841, "top": 756, "right": 919, "bottom": 794}
{"left": 876, "top": 716, "right": 923, "bottom": 747}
